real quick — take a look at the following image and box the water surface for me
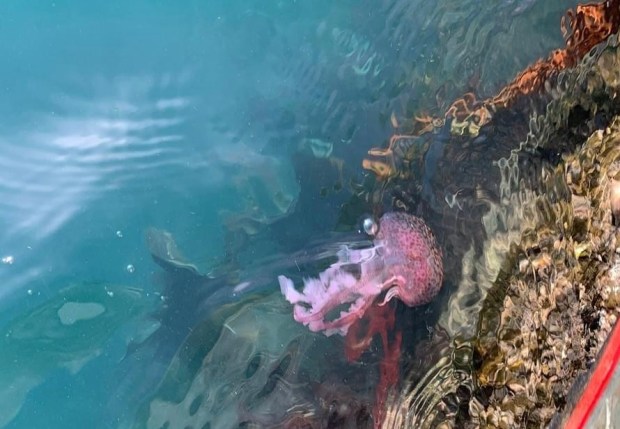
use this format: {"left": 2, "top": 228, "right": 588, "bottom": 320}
{"left": 0, "top": 1, "right": 585, "bottom": 428}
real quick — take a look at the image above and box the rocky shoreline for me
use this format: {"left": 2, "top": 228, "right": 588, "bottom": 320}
{"left": 382, "top": 26, "right": 620, "bottom": 429}
{"left": 471, "top": 117, "right": 620, "bottom": 428}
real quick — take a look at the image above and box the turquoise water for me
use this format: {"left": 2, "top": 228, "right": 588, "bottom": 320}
{"left": 0, "top": 1, "right": 583, "bottom": 428}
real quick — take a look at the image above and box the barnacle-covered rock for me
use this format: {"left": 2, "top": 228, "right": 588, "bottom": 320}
{"left": 380, "top": 22, "right": 620, "bottom": 429}
{"left": 470, "top": 116, "right": 620, "bottom": 428}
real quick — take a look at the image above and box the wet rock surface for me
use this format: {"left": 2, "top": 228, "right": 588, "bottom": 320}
{"left": 472, "top": 118, "right": 620, "bottom": 428}
{"left": 379, "top": 31, "right": 620, "bottom": 429}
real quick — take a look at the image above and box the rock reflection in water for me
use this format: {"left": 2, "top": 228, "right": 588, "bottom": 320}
{"left": 134, "top": 294, "right": 374, "bottom": 429}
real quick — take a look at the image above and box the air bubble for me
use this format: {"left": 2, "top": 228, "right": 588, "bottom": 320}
{"left": 116, "top": 230, "right": 123, "bottom": 238}
{"left": 126, "top": 264, "right": 135, "bottom": 273}
{"left": 363, "top": 217, "right": 378, "bottom": 236}
{"left": 2, "top": 255, "right": 14, "bottom": 265}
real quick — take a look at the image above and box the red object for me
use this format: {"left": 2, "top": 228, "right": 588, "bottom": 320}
{"left": 565, "top": 319, "right": 620, "bottom": 428}
{"left": 345, "top": 302, "right": 402, "bottom": 429}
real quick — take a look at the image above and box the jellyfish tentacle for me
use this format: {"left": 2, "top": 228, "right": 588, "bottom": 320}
{"left": 377, "top": 275, "right": 407, "bottom": 306}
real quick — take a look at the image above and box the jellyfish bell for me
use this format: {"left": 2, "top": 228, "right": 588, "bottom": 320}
{"left": 132, "top": 294, "right": 370, "bottom": 429}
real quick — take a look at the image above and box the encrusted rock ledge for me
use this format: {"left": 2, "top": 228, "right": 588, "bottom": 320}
{"left": 471, "top": 116, "right": 620, "bottom": 428}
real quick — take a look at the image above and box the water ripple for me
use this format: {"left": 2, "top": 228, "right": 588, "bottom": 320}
{"left": 1, "top": 78, "right": 191, "bottom": 238}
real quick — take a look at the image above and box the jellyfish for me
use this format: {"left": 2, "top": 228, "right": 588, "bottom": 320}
{"left": 279, "top": 211, "right": 443, "bottom": 336}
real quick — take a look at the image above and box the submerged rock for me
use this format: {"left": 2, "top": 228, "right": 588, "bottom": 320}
{"left": 471, "top": 118, "right": 620, "bottom": 428}
{"left": 378, "top": 19, "right": 620, "bottom": 429}
{"left": 132, "top": 294, "right": 374, "bottom": 429}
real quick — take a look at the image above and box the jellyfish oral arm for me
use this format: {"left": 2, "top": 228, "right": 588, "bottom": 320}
{"left": 378, "top": 275, "right": 407, "bottom": 305}
{"left": 296, "top": 294, "right": 374, "bottom": 337}
{"left": 278, "top": 266, "right": 384, "bottom": 336}
{"left": 278, "top": 265, "right": 407, "bottom": 336}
